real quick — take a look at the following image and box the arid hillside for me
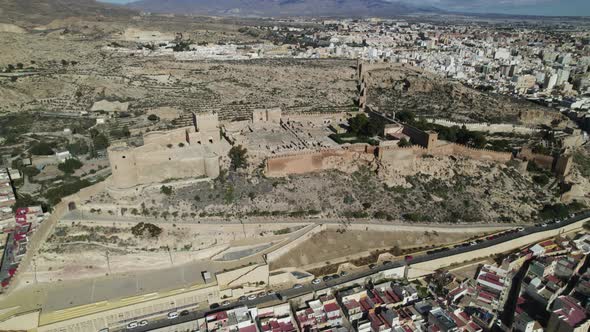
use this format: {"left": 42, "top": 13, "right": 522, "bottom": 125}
{"left": 367, "top": 66, "right": 566, "bottom": 125}
{"left": 0, "top": 0, "right": 136, "bottom": 26}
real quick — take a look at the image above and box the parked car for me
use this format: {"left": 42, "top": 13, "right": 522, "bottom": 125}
{"left": 293, "top": 284, "right": 303, "bottom": 289}
{"left": 312, "top": 278, "right": 322, "bottom": 285}
{"left": 139, "top": 320, "right": 148, "bottom": 327}
{"left": 180, "top": 310, "right": 190, "bottom": 316}
{"left": 221, "top": 300, "right": 231, "bottom": 306}
{"left": 267, "top": 290, "right": 276, "bottom": 296}
{"left": 247, "top": 294, "right": 257, "bottom": 301}
{"left": 404, "top": 255, "right": 413, "bottom": 261}
{"left": 167, "top": 312, "right": 179, "bottom": 319}
{"left": 541, "top": 223, "right": 548, "bottom": 228}
{"left": 382, "top": 260, "right": 391, "bottom": 265}
{"left": 322, "top": 275, "right": 332, "bottom": 282}
{"left": 210, "top": 303, "right": 220, "bottom": 310}
{"left": 258, "top": 291, "right": 267, "bottom": 297}
{"left": 368, "top": 264, "right": 376, "bottom": 269}
{"left": 238, "top": 296, "right": 247, "bottom": 302}
{"left": 339, "top": 271, "right": 348, "bottom": 276}
{"left": 331, "top": 274, "right": 340, "bottom": 279}
{"left": 127, "top": 322, "right": 138, "bottom": 329}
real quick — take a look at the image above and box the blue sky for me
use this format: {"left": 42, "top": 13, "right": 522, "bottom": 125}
{"left": 97, "top": 0, "right": 590, "bottom": 17}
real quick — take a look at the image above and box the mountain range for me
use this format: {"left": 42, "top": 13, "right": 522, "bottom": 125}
{"left": 127, "top": 0, "right": 443, "bottom": 17}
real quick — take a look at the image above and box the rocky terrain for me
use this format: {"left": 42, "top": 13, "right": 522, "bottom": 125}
{"left": 93, "top": 154, "right": 559, "bottom": 225}
{"left": 367, "top": 66, "right": 567, "bottom": 125}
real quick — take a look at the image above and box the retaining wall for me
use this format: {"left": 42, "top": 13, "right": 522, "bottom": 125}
{"left": 407, "top": 218, "right": 588, "bottom": 279}
{"left": 2, "top": 181, "right": 106, "bottom": 294}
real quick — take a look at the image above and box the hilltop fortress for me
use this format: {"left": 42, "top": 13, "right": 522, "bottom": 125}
{"left": 107, "top": 113, "right": 222, "bottom": 191}
{"left": 105, "top": 61, "right": 577, "bottom": 193}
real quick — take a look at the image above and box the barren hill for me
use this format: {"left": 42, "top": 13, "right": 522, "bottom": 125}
{"left": 0, "top": 0, "right": 137, "bottom": 26}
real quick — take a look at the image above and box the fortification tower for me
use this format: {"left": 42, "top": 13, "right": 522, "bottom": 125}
{"left": 193, "top": 112, "right": 220, "bottom": 144}
{"left": 107, "top": 143, "right": 138, "bottom": 189}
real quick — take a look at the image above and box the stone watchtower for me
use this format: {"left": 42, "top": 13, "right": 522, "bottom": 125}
{"left": 107, "top": 143, "right": 138, "bottom": 189}
{"left": 193, "top": 112, "right": 220, "bottom": 144}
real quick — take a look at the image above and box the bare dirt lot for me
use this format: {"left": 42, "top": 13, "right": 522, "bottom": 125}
{"left": 36, "top": 219, "right": 305, "bottom": 282}
{"left": 271, "top": 227, "right": 485, "bottom": 270}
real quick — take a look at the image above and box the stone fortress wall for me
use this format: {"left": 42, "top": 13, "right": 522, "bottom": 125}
{"left": 264, "top": 60, "right": 572, "bottom": 178}
{"left": 107, "top": 112, "right": 222, "bottom": 190}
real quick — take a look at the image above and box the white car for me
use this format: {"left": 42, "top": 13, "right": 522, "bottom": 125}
{"left": 312, "top": 278, "right": 322, "bottom": 285}
{"left": 541, "top": 223, "right": 548, "bottom": 228}
{"left": 517, "top": 227, "right": 524, "bottom": 232}
{"left": 293, "top": 284, "right": 303, "bottom": 289}
{"left": 247, "top": 294, "right": 257, "bottom": 301}
{"left": 267, "top": 290, "right": 276, "bottom": 296}
{"left": 127, "top": 322, "right": 138, "bottom": 329}
{"left": 167, "top": 312, "right": 179, "bottom": 319}
{"left": 221, "top": 300, "right": 230, "bottom": 306}
{"left": 139, "top": 320, "right": 148, "bottom": 327}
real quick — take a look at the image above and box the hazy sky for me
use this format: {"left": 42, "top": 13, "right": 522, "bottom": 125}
{"left": 98, "top": 0, "right": 590, "bottom": 17}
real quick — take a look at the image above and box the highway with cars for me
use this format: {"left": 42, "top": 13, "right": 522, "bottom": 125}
{"left": 117, "top": 211, "right": 590, "bottom": 332}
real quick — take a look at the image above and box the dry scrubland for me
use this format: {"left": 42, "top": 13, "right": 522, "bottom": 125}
{"left": 270, "top": 228, "right": 485, "bottom": 269}
{"left": 367, "top": 66, "right": 569, "bottom": 124}
{"left": 111, "top": 155, "right": 556, "bottom": 224}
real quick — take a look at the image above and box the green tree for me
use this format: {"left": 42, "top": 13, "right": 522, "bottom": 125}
{"left": 348, "top": 114, "right": 369, "bottom": 135}
{"left": 396, "top": 110, "right": 415, "bottom": 124}
{"left": 160, "top": 185, "right": 173, "bottom": 196}
{"left": 229, "top": 145, "right": 248, "bottom": 170}
{"left": 67, "top": 141, "right": 89, "bottom": 156}
{"left": 398, "top": 138, "right": 412, "bottom": 147}
{"left": 92, "top": 133, "right": 109, "bottom": 150}
{"left": 58, "top": 159, "right": 83, "bottom": 174}
{"left": 30, "top": 142, "right": 54, "bottom": 155}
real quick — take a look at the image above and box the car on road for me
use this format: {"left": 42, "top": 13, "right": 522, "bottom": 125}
{"left": 312, "top": 278, "right": 322, "bottom": 285}
{"left": 127, "top": 322, "right": 138, "bottom": 329}
{"left": 221, "top": 300, "right": 231, "bottom": 306}
{"left": 247, "top": 294, "right": 257, "bottom": 301}
{"left": 404, "top": 255, "right": 413, "bottom": 261}
{"left": 293, "top": 284, "right": 303, "bottom": 289}
{"left": 322, "top": 275, "right": 332, "bottom": 282}
{"left": 382, "top": 260, "right": 391, "bottom": 265}
{"left": 331, "top": 274, "right": 340, "bottom": 279}
{"left": 517, "top": 227, "right": 524, "bottom": 232}
{"left": 541, "top": 223, "right": 548, "bottom": 228}
{"left": 258, "top": 291, "right": 267, "bottom": 297}
{"left": 339, "top": 271, "right": 347, "bottom": 276}
{"left": 180, "top": 310, "right": 190, "bottom": 316}
{"left": 210, "top": 303, "right": 220, "bottom": 310}
{"left": 267, "top": 290, "right": 276, "bottom": 296}
{"left": 167, "top": 312, "right": 179, "bottom": 319}
{"left": 368, "top": 264, "right": 376, "bottom": 269}
{"left": 139, "top": 320, "right": 148, "bottom": 327}
{"left": 238, "top": 296, "right": 247, "bottom": 302}
{"left": 99, "top": 329, "right": 109, "bottom": 332}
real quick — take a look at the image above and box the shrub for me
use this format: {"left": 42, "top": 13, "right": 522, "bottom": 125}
{"left": 30, "top": 142, "right": 54, "bottom": 155}
{"left": 160, "top": 185, "right": 173, "bottom": 196}
{"left": 58, "top": 158, "right": 83, "bottom": 174}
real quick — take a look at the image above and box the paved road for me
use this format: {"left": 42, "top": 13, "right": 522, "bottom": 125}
{"left": 123, "top": 212, "right": 590, "bottom": 332}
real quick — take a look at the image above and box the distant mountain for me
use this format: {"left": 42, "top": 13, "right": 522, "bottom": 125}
{"left": 0, "top": 0, "right": 137, "bottom": 25}
{"left": 128, "top": 0, "right": 442, "bottom": 17}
